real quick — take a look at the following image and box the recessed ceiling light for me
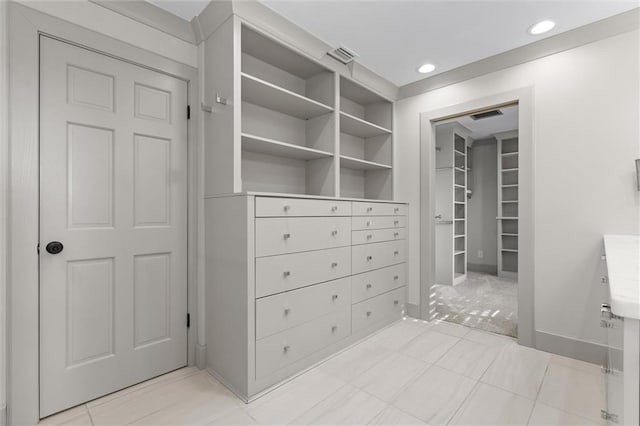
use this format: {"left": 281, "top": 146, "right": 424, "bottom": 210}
{"left": 529, "top": 20, "right": 555, "bottom": 35}
{"left": 418, "top": 63, "right": 436, "bottom": 74}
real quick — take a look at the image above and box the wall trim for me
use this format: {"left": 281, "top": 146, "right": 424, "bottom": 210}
{"left": 406, "top": 303, "right": 420, "bottom": 319}
{"left": 467, "top": 264, "right": 498, "bottom": 275}
{"left": 89, "top": 0, "right": 197, "bottom": 44}
{"left": 536, "top": 331, "right": 607, "bottom": 365}
{"left": 399, "top": 7, "right": 639, "bottom": 99}
{"left": 8, "top": 4, "right": 201, "bottom": 424}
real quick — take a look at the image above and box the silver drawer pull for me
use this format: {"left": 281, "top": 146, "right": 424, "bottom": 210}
{"left": 331, "top": 325, "right": 338, "bottom": 332}
{"left": 283, "top": 233, "right": 291, "bottom": 240}
{"left": 366, "top": 234, "right": 373, "bottom": 240}
{"left": 366, "top": 221, "right": 372, "bottom": 227}
{"left": 367, "top": 207, "right": 373, "bottom": 212}
{"left": 366, "top": 311, "right": 372, "bottom": 317}
{"left": 283, "top": 345, "right": 291, "bottom": 353}
{"left": 283, "top": 205, "right": 291, "bottom": 212}
{"left": 284, "top": 308, "right": 291, "bottom": 316}
{"left": 394, "top": 207, "right": 399, "bottom": 213}
{"left": 394, "top": 220, "right": 399, "bottom": 225}
{"left": 331, "top": 206, "right": 338, "bottom": 212}
{"left": 331, "top": 262, "right": 338, "bottom": 268}
{"left": 366, "top": 256, "right": 373, "bottom": 261}
{"left": 394, "top": 251, "right": 399, "bottom": 256}
{"left": 394, "top": 232, "right": 399, "bottom": 237}
{"left": 283, "top": 271, "right": 291, "bottom": 278}
{"left": 394, "top": 300, "right": 399, "bottom": 305}
{"left": 393, "top": 275, "right": 399, "bottom": 280}
{"left": 601, "top": 276, "right": 608, "bottom": 284}
{"left": 332, "top": 294, "right": 339, "bottom": 300}
{"left": 332, "top": 230, "right": 338, "bottom": 236}
{"left": 366, "top": 283, "right": 372, "bottom": 289}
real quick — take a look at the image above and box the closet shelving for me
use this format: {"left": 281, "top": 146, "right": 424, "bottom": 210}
{"left": 205, "top": 22, "right": 395, "bottom": 201}
{"left": 497, "top": 131, "right": 519, "bottom": 279}
{"left": 435, "top": 124, "right": 470, "bottom": 286}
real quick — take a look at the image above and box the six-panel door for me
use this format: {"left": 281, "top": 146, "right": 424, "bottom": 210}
{"left": 39, "top": 37, "right": 189, "bottom": 417}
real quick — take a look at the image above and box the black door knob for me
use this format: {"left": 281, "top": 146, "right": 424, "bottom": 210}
{"left": 46, "top": 241, "right": 64, "bottom": 255}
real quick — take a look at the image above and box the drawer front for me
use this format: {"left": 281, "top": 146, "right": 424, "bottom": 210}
{"left": 352, "top": 287, "right": 405, "bottom": 333}
{"left": 255, "top": 247, "right": 351, "bottom": 298}
{"left": 256, "top": 277, "right": 351, "bottom": 339}
{"left": 256, "top": 197, "right": 352, "bottom": 217}
{"left": 256, "top": 217, "right": 351, "bottom": 257}
{"left": 352, "top": 240, "right": 406, "bottom": 274}
{"left": 352, "top": 264, "right": 406, "bottom": 304}
{"left": 352, "top": 216, "right": 406, "bottom": 231}
{"left": 256, "top": 309, "right": 351, "bottom": 378}
{"left": 352, "top": 202, "right": 406, "bottom": 216}
{"left": 352, "top": 228, "right": 406, "bottom": 245}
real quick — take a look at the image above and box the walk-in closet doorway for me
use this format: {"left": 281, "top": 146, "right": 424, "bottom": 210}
{"left": 419, "top": 89, "right": 535, "bottom": 348}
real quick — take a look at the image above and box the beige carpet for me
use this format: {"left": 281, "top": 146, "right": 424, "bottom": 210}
{"left": 431, "top": 271, "right": 518, "bottom": 337}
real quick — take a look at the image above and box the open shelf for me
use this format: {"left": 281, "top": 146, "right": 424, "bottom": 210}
{"left": 340, "top": 155, "right": 391, "bottom": 171}
{"left": 502, "top": 168, "right": 519, "bottom": 172}
{"left": 502, "top": 200, "right": 518, "bottom": 203}
{"left": 241, "top": 73, "right": 333, "bottom": 119}
{"left": 454, "top": 250, "right": 465, "bottom": 256}
{"left": 454, "top": 234, "right": 465, "bottom": 238}
{"left": 501, "top": 151, "right": 519, "bottom": 157}
{"left": 501, "top": 249, "right": 519, "bottom": 252}
{"left": 241, "top": 133, "right": 332, "bottom": 161}
{"left": 502, "top": 184, "right": 518, "bottom": 188}
{"left": 340, "top": 111, "right": 391, "bottom": 138}
{"left": 502, "top": 233, "right": 518, "bottom": 236}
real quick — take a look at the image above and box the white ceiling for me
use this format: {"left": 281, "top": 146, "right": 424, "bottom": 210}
{"left": 456, "top": 105, "right": 519, "bottom": 140}
{"left": 144, "top": 0, "right": 638, "bottom": 87}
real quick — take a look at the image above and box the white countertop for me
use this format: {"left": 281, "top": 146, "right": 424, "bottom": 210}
{"left": 604, "top": 235, "right": 640, "bottom": 319}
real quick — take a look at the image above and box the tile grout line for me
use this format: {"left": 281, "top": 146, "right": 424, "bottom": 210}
{"left": 445, "top": 379, "right": 481, "bottom": 425}
{"left": 524, "top": 359, "right": 551, "bottom": 425}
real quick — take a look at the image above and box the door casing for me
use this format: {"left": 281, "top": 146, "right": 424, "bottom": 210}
{"left": 7, "top": 4, "right": 201, "bottom": 424}
{"left": 419, "top": 88, "right": 535, "bottom": 348}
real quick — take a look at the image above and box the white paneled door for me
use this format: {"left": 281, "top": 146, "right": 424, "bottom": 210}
{"left": 39, "top": 37, "right": 189, "bottom": 417}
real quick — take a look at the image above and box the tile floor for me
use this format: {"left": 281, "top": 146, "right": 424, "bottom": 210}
{"left": 433, "top": 271, "right": 518, "bottom": 337}
{"left": 40, "top": 318, "right": 605, "bottom": 426}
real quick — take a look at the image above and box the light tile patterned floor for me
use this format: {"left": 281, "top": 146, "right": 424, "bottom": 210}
{"left": 40, "top": 318, "right": 605, "bottom": 426}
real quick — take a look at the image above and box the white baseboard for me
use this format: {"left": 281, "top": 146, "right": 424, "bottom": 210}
{"left": 406, "top": 303, "right": 421, "bottom": 319}
{"left": 195, "top": 343, "right": 206, "bottom": 370}
{"left": 535, "top": 331, "right": 607, "bottom": 365}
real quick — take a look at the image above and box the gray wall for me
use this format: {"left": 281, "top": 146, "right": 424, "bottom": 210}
{"left": 467, "top": 138, "right": 498, "bottom": 272}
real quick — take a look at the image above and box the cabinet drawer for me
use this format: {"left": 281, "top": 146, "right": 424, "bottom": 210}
{"left": 255, "top": 217, "right": 351, "bottom": 257}
{"left": 255, "top": 247, "right": 351, "bottom": 298}
{"left": 256, "top": 309, "right": 351, "bottom": 378}
{"left": 352, "top": 287, "right": 405, "bottom": 333}
{"left": 352, "top": 264, "right": 405, "bottom": 304}
{"left": 352, "top": 202, "right": 406, "bottom": 216}
{"left": 352, "top": 228, "right": 406, "bottom": 245}
{"left": 256, "top": 277, "right": 351, "bottom": 339}
{"left": 256, "top": 197, "right": 351, "bottom": 217}
{"left": 352, "top": 216, "right": 406, "bottom": 231}
{"left": 352, "top": 240, "right": 406, "bottom": 274}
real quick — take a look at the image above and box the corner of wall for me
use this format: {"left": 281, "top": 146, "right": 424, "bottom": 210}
{"left": 195, "top": 344, "right": 207, "bottom": 370}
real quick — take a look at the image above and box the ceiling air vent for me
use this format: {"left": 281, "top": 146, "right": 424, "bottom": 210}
{"left": 470, "top": 109, "right": 503, "bottom": 120}
{"left": 327, "top": 46, "right": 358, "bottom": 65}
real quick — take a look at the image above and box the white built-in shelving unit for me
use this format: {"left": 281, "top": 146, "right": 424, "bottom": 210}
{"left": 435, "top": 123, "right": 470, "bottom": 286}
{"left": 205, "top": 21, "right": 394, "bottom": 200}
{"left": 496, "top": 131, "right": 519, "bottom": 278}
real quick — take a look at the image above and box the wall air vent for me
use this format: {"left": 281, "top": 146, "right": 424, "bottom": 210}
{"left": 470, "top": 109, "right": 503, "bottom": 120}
{"left": 327, "top": 46, "right": 359, "bottom": 65}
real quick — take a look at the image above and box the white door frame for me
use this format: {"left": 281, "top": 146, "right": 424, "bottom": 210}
{"left": 7, "top": 4, "right": 201, "bottom": 424}
{"left": 419, "top": 87, "right": 535, "bottom": 348}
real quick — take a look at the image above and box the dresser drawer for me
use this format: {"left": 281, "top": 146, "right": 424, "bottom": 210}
{"left": 256, "top": 277, "right": 351, "bottom": 339}
{"left": 255, "top": 217, "right": 351, "bottom": 257}
{"left": 352, "top": 287, "right": 405, "bottom": 333}
{"left": 352, "top": 216, "right": 406, "bottom": 231}
{"left": 255, "top": 247, "right": 351, "bottom": 298}
{"left": 256, "top": 197, "right": 352, "bottom": 217}
{"left": 352, "top": 264, "right": 405, "bottom": 304}
{"left": 352, "top": 202, "right": 406, "bottom": 216}
{"left": 256, "top": 309, "right": 351, "bottom": 378}
{"left": 352, "top": 228, "right": 406, "bottom": 245}
{"left": 352, "top": 240, "right": 406, "bottom": 274}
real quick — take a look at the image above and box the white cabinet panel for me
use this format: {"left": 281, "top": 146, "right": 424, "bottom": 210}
{"left": 352, "top": 215, "right": 406, "bottom": 231}
{"left": 352, "top": 228, "right": 405, "bottom": 245}
{"left": 256, "top": 277, "right": 351, "bottom": 339}
{"left": 255, "top": 217, "right": 351, "bottom": 257}
{"left": 255, "top": 247, "right": 351, "bottom": 298}
{"left": 351, "top": 263, "right": 405, "bottom": 304}
{"left": 352, "top": 202, "right": 406, "bottom": 216}
{"left": 352, "top": 240, "right": 406, "bottom": 274}
{"left": 256, "top": 197, "right": 351, "bottom": 217}
{"left": 352, "top": 287, "right": 405, "bottom": 333}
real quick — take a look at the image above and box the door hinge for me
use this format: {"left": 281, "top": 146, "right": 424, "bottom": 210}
{"left": 186, "top": 313, "right": 191, "bottom": 328}
{"left": 187, "top": 105, "right": 191, "bottom": 120}
{"left": 37, "top": 243, "right": 40, "bottom": 255}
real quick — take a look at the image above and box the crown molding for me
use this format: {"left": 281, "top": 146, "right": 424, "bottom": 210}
{"left": 399, "top": 7, "right": 640, "bottom": 99}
